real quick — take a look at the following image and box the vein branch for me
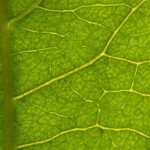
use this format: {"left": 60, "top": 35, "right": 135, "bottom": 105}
{"left": 106, "top": 89, "right": 150, "bottom": 97}
{"left": 38, "top": 3, "right": 132, "bottom": 12}
{"left": 8, "top": 0, "right": 42, "bottom": 28}
{"left": 21, "top": 27, "right": 65, "bottom": 37}
{"left": 13, "top": 0, "right": 145, "bottom": 101}
{"left": 11, "top": 47, "right": 58, "bottom": 56}
{"left": 31, "top": 104, "right": 71, "bottom": 118}
{"left": 16, "top": 124, "right": 150, "bottom": 149}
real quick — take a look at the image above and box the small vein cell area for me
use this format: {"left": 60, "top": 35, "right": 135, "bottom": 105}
{"left": 48, "top": 129, "right": 149, "bottom": 150}
{"left": 94, "top": 57, "right": 136, "bottom": 90}
{"left": 74, "top": 3, "right": 131, "bottom": 30}
{"left": 98, "top": 91, "right": 150, "bottom": 135}
{"left": 10, "top": 6, "right": 113, "bottom": 95}
{"left": 6, "top": 0, "right": 150, "bottom": 149}
{"left": 107, "top": 1, "right": 150, "bottom": 62}
{"left": 15, "top": 78, "right": 98, "bottom": 146}
{"left": 133, "top": 63, "right": 150, "bottom": 94}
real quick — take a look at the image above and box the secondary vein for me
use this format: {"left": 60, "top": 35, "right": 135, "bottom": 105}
{"left": 13, "top": 0, "right": 146, "bottom": 101}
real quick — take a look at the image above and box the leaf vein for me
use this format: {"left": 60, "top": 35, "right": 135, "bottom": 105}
{"left": 8, "top": 0, "right": 42, "bottom": 28}
{"left": 13, "top": 0, "right": 145, "bottom": 101}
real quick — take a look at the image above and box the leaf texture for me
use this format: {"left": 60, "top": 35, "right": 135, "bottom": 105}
{"left": 1, "top": 0, "right": 150, "bottom": 149}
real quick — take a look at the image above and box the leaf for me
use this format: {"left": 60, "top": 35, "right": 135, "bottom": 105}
{"left": 1, "top": 0, "right": 150, "bottom": 149}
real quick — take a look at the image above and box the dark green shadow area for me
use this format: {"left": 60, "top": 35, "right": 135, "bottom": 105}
{"left": 0, "top": 0, "right": 15, "bottom": 150}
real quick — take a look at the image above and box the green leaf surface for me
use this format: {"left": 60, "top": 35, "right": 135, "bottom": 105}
{"left": 1, "top": 0, "right": 150, "bottom": 149}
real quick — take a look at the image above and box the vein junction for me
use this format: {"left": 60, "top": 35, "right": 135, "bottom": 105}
{"left": 13, "top": 0, "right": 148, "bottom": 101}
{"left": 11, "top": 0, "right": 150, "bottom": 148}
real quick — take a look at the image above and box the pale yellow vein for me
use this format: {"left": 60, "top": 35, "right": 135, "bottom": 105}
{"left": 21, "top": 27, "right": 65, "bottom": 37}
{"left": 13, "top": 0, "right": 146, "bottom": 101}
{"left": 16, "top": 123, "right": 150, "bottom": 149}
{"left": 8, "top": 0, "right": 42, "bottom": 28}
